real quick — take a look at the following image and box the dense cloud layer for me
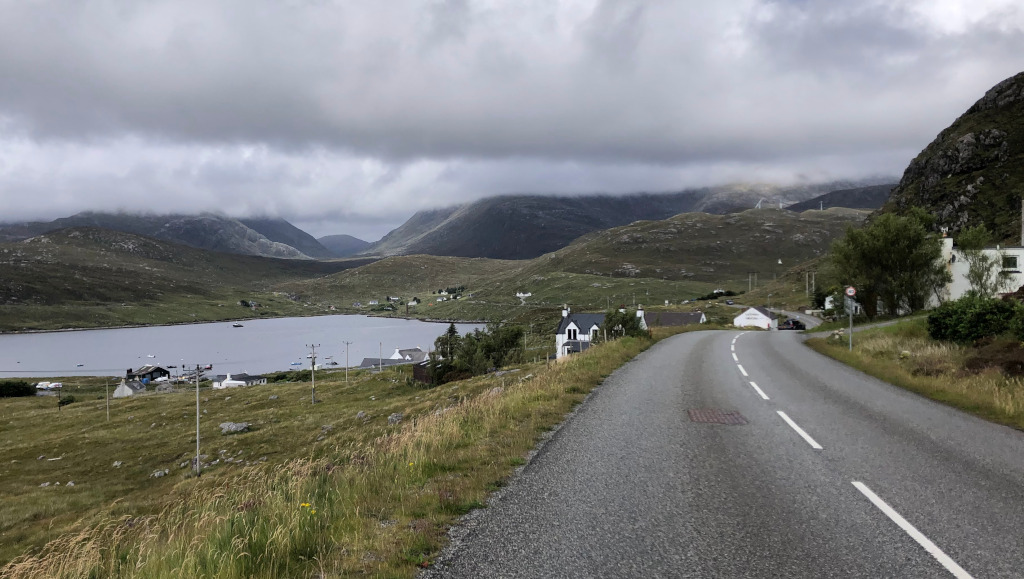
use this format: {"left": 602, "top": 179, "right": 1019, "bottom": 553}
{"left": 1, "top": 0, "right": 1022, "bottom": 239}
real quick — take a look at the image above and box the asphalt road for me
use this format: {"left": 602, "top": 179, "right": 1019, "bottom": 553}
{"left": 422, "top": 330, "right": 1024, "bottom": 578}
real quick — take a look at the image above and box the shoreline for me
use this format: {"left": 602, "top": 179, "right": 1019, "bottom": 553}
{"left": 0, "top": 311, "right": 491, "bottom": 336}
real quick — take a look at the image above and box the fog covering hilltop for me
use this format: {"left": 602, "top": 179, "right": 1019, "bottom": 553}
{"left": 0, "top": 212, "right": 333, "bottom": 260}
{"left": 362, "top": 180, "right": 890, "bottom": 260}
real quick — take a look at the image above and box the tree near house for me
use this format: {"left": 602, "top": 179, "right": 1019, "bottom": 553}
{"left": 829, "top": 209, "right": 950, "bottom": 318}
{"left": 956, "top": 224, "right": 1015, "bottom": 299}
{"left": 600, "top": 307, "right": 647, "bottom": 338}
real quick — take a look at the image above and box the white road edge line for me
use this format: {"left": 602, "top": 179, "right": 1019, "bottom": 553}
{"left": 776, "top": 411, "right": 823, "bottom": 449}
{"left": 851, "top": 481, "right": 974, "bottom": 579}
{"left": 731, "top": 344, "right": 735, "bottom": 352}
{"left": 737, "top": 364, "right": 748, "bottom": 377}
{"left": 749, "top": 381, "right": 769, "bottom": 400}
{"left": 732, "top": 353, "right": 739, "bottom": 362}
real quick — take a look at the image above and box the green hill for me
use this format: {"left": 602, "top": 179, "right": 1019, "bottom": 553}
{"left": 0, "top": 228, "right": 372, "bottom": 331}
{"left": 883, "top": 70, "right": 1024, "bottom": 242}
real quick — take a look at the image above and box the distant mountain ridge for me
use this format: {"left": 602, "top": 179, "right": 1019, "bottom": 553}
{"left": 0, "top": 212, "right": 332, "bottom": 260}
{"left": 362, "top": 180, "right": 892, "bottom": 260}
{"left": 883, "top": 70, "right": 1024, "bottom": 242}
{"left": 317, "top": 234, "right": 372, "bottom": 257}
{"left": 785, "top": 184, "right": 896, "bottom": 213}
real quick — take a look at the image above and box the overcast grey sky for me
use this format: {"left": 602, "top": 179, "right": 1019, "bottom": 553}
{"left": 1, "top": 0, "right": 1023, "bottom": 240}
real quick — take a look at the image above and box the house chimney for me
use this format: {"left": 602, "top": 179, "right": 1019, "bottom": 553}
{"left": 562, "top": 305, "right": 569, "bottom": 318}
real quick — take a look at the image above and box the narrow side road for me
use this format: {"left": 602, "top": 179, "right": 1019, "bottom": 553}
{"left": 422, "top": 330, "right": 1024, "bottom": 578}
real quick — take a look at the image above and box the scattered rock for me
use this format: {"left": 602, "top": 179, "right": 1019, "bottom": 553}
{"left": 356, "top": 411, "right": 367, "bottom": 420}
{"left": 321, "top": 424, "right": 333, "bottom": 433}
{"left": 128, "top": 416, "right": 134, "bottom": 420}
{"left": 39, "top": 482, "right": 50, "bottom": 487}
{"left": 224, "top": 396, "right": 231, "bottom": 401}
{"left": 485, "top": 387, "right": 504, "bottom": 397}
{"left": 370, "top": 396, "right": 376, "bottom": 400}
{"left": 66, "top": 481, "right": 75, "bottom": 487}
{"left": 388, "top": 413, "right": 403, "bottom": 425}
{"left": 316, "top": 435, "right": 326, "bottom": 442}
{"left": 220, "top": 422, "right": 251, "bottom": 434}
{"left": 150, "top": 423, "right": 157, "bottom": 429}
{"left": 37, "top": 455, "right": 45, "bottom": 460}
{"left": 112, "top": 461, "right": 123, "bottom": 468}
{"left": 269, "top": 395, "right": 279, "bottom": 400}
{"left": 150, "top": 469, "right": 170, "bottom": 478}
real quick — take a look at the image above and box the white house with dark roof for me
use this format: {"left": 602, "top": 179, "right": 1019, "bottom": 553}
{"left": 555, "top": 307, "right": 605, "bottom": 359}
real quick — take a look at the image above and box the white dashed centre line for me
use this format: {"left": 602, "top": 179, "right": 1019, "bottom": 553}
{"left": 732, "top": 353, "right": 739, "bottom": 362}
{"left": 737, "top": 364, "right": 748, "bottom": 377}
{"left": 852, "top": 482, "right": 974, "bottom": 579}
{"left": 777, "top": 411, "right": 823, "bottom": 449}
{"left": 748, "top": 381, "right": 769, "bottom": 400}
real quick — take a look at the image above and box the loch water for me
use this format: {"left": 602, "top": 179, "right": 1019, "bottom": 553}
{"left": 0, "top": 315, "right": 481, "bottom": 378}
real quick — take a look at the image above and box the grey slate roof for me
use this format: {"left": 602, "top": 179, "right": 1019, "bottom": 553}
{"left": 556, "top": 313, "right": 606, "bottom": 335}
{"left": 358, "top": 358, "right": 409, "bottom": 369}
{"left": 644, "top": 312, "right": 706, "bottom": 327}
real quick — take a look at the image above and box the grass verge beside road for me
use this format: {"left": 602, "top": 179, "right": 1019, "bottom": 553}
{"left": 2, "top": 326, "right": 696, "bottom": 578}
{"left": 807, "top": 318, "right": 1024, "bottom": 431}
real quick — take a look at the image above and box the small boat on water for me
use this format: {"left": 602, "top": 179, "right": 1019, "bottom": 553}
{"left": 290, "top": 362, "right": 302, "bottom": 366}
{"left": 232, "top": 323, "right": 244, "bottom": 328}
{"left": 75, "top": 363, "right": 84, "bottom": 367}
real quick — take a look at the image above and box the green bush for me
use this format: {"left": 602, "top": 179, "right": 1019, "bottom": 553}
{"left": 58, "top": 395, "right": 77, "bottom": 407}
{"left": 0, "top": 380, "right": 35, "bottom": 398}
{"left": 927, "top": 297, "right": 1021, "bottom": 344}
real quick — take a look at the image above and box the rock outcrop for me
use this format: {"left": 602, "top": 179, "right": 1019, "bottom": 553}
{"left": 884, "top": 71, "right": 1024, "bottom": 241}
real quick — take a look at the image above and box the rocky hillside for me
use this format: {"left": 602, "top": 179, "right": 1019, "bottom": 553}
{"left": 883, "top": 71, "right": 1024, "bottom": 242}
{"left": 0, "top": 212, "right": 326, "bottom": 259}
{"left": 362, "top": 181, "right": 880, "bottom": 260}
{"left": 786, "top": 184, "right": 895, "bottom": 213}
{"left": 239, "top": 217, "right": 334, "bottom": 259}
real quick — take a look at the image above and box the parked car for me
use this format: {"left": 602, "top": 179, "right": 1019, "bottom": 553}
{"left": 779, "top": 319, "right": 806, "bottom": 330}
{"left": 725, "top": 300, "right": 735, "bottom": 305}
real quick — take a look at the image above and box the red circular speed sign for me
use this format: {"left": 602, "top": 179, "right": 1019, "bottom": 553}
{"left": 845, "top": 286, "right": 857, "bottom": 297}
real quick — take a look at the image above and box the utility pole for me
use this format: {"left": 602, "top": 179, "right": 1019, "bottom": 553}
{"left": 106, "top": 379, "right": 111, "bottom": 421}
{"left": 342, "top": 341, "right": 353, "bottom": 382}
{"left": 308, "top": 344, "right": 319, "bottom": 404}
{"left": 379, "top": 342, "right": 383, "bottom": 372}
{"left": 195, "top": 363, "right": 201, "bottom": 476}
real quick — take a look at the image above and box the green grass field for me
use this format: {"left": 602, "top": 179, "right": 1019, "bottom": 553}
{"left": 1, "top": 327, "right": 701, "bottom": 577}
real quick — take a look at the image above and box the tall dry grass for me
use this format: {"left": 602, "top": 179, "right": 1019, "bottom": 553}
{"left": 809, "top": 321, "right": 1024, "bottom": 429}
{"left": 3, "top": 334, "right": 662, "bottom": 578}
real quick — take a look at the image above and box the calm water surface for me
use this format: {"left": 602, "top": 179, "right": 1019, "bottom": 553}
{"left": 0, "top": 315, "right": 481, "bottom": 377}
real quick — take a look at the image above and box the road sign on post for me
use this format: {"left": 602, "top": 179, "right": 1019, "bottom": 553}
{"left": 845, "top": 287, "right": 856, "bottom": 350}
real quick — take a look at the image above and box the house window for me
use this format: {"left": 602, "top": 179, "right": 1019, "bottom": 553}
{"left": 591, "top": 328, "right": 599, "bottom": 340}
{"left": 567, "top": 328, "right": 577, "bottom": 340}
{"left": 1003, "top": 255, "right": 1019, "bottom": 270}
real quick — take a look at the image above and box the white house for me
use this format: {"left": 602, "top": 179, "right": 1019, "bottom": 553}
{"left": 211, "top": 373, "right": 267, "bottom": 389}
{"left": 733, "top": 307, "right": 777, "bottom": 329}
{"left": 112, "top": 379, "right": 136, "bottom": 398}
{"left": 932, "top": 236, "right": 1024, "bottom": 305}
{"left": 516, "top": 292, "right": 532, "bottom": 298}
{"left": 555, "top": 308, "right": 605, "bottom": 359}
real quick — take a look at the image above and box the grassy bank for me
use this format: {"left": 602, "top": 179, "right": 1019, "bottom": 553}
{"left": 807, "top": 318, "right": 1024, "bottom": 430}
{"left": 2, "top": 327, "right": 692, "bottom": 578}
